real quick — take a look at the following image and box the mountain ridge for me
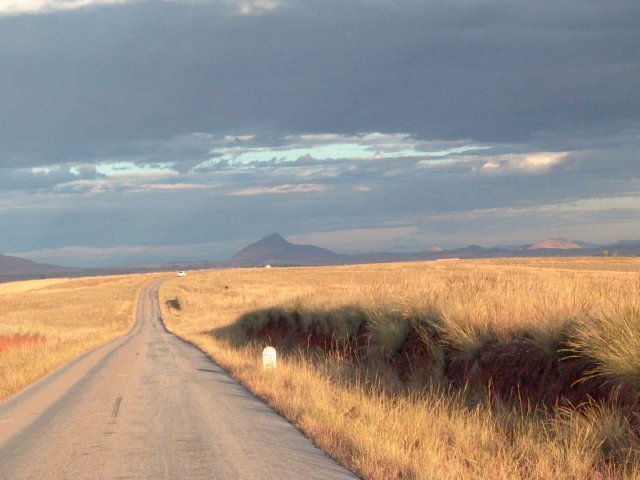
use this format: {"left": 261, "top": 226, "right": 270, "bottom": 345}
{"left": 226, "top": 234, "right": 640, "bottom": 267}
{"left": 3, "top": 235, "right": 639, "bottom": 280}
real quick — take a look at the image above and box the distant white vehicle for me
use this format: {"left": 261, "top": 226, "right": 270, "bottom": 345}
{"left": 265, "top": 264, "right": 272, "bottom": 269}
{"left": 177, "top": 271, "right": 187, "bottom": 277}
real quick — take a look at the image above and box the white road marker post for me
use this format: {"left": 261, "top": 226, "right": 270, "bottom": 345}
{"left": 263, "top": 346, "right": 277, "bottom": 370}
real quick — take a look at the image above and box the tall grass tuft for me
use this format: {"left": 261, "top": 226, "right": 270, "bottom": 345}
{"left": 568, "top": 297, "right": 640, "bottom": 388}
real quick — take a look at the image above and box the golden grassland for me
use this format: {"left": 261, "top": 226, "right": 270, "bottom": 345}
{"left": 0, "top": 274, "right": 155, "bottom": 400}
{"left": 0, "top": 278, "right": 72, "bottom": 295}
{"left": 159, "top": 258, "right": 640, "bottom": 480}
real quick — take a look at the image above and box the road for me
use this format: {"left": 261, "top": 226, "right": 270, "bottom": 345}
{"left": 0, "top": 279, "right": 357, "bottom": 479}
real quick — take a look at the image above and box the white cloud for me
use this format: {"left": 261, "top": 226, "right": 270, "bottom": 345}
{"left": 0, "top": 0, "right": 130, "bottom": 16}
{"left": 481, "top": 161, "right": 501, "bottom": 171}
{"left": 478, "top": 151, "right": 569, "bottom": 174}
{"left": 229, "top": 183, "right": 327, "bottom": 196}
{"left": 163, "top": 0, "right": 282, "bottom": 16}
{"left": 223, "top": 134, "right": 255, "bottom": 142}
{"left": 52, "top": 171, "right": 178, "bottom": 195}
{"left": 228, "top": 0, "right": 281, "bottom": 15}
{"left": 135, "top": 183, "right": 212, "bottom": 191}
{"left": 199, "top": 132, "right": 487, "bottom": 171}
{"left": 0, "top": 0, "right": 284, "bottom": 17}
{"left": 521, "top": 152, "right": 568, "bottom": 169}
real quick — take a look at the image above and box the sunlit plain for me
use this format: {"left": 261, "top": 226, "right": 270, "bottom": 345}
{"left": 159, "top": 258, "right": 640, "bottom": 480}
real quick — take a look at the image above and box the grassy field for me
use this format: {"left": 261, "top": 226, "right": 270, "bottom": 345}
{"left": 159, "top": 258, "right": 640, "bottom": 480}
{"left": 0, "top": 274, "right": 155, "bottom": 400}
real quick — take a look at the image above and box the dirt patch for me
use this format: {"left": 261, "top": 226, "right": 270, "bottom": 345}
{"left": 474, "top": 338, "right": 559, "bottom": 404}
{"left": 254, "top": 314, "right": 301, "bottom": 348}
{"left": 554, "top": 356, "right": 639, "bottom": 410}
{"left": 392, "top": 326, "right": 442, "bottom": 383}
{"left": 463, "top": 338, "right": 639, "bottom": 410}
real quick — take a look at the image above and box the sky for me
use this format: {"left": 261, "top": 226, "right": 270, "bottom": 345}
{"left": 0, "top": 0, "right": 639, "bottom": 267}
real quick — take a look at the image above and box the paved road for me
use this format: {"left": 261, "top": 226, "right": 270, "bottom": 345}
{"left": 0, "top": 279, "right": 357, "bottom": 479}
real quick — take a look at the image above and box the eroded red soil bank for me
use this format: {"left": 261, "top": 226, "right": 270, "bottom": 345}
{"left": 241, "top": 309, "right": 639, "bottom": 413}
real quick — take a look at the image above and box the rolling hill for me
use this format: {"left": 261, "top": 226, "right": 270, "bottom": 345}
{"left": 0, "top": 253, "right": 77, "bottom": 282}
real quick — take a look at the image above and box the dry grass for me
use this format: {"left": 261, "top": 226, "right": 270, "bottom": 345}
{"left": 159, "top": 258, "right": 640, "bottom": 479}
{"left": 568, "top": 301, "right": 640, "bottom": 387}
{"left": 0, "top": 334, "right": 46, "bottom": 351}
{"left": 0, "top": 278, "right": 72, "bottom": 295}
{"left": 0, "top": 274, "right": 155, "bottom": 400}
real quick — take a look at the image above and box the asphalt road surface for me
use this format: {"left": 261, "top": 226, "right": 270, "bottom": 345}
{"left": 0, "top": 279, "right": 357, "bottom": 480}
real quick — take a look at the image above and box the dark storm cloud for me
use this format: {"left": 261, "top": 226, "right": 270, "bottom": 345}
{"left": 1, "top": 0, "right": 639, "bottom": 165}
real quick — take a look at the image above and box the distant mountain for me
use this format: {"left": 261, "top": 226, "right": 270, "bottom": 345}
{"left": 228, "top": 235, "right": 524, "bottom": 267}
{"left": 489, "top": 243, "right": 527, "bottom": 251}
{"left": 0, "top": 253, "right": 77, "bottom": 282}
{"left": 526, "top": 238, "right": 582, "bottom": 250}
{"left": 601, "top": 242, "right": 640, "bottom": 256}
{"left": 614, "top": 240, "right": 640, "bottom": 246}
{"left": 574, "top": 240, "right": 604, "bottom": 249}
{"left": 229, "top": 233, "right": 340, "bottom": 266}
{"left": 227, "top": 234, "right": 640, "bottom": 269}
